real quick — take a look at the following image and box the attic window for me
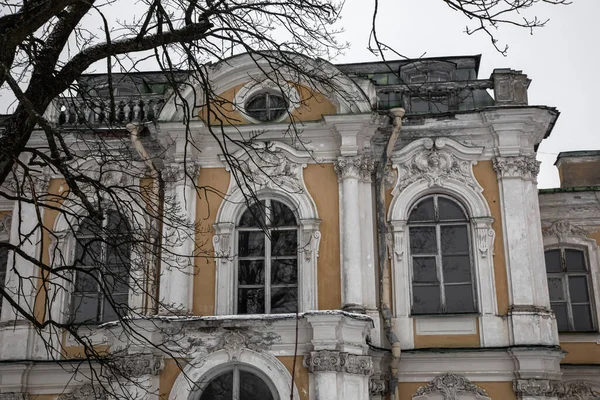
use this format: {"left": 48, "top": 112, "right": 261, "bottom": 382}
{"left": 245, "top": 92, "right": 288, "bottom": 122}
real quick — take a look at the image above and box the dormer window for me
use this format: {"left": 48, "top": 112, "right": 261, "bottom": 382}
{"left": 245, "top": 92, "right": 288, "bottom": 122}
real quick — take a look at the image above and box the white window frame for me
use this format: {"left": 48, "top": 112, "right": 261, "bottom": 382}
{"left": 543, "top": 227, "right": 600, "bottom": 341}
{"left": 387, "top": 138, "right": 502, "bottom": 349}
{"left": 213, "top": 142, "right": 321, "bottom": 315}
{"left": 195, "top": 362, "right": 280, "bottom": 400}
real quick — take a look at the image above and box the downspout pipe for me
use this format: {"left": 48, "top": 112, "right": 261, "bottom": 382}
{"left": 127, "top": 123, "right": 164, "bottom": 314}
{"left": 374, "top": 108, "right": 405, "bottom": 398}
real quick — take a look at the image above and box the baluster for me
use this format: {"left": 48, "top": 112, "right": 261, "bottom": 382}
{"left": 58, "top": 104, "right": 66, "bottom": 125}
{"left": 124, "top": 102, "right": 132, "bottom": 122}
{"left": 133, "top": 101, "right": 141, "bottom": 122}
{"left": 146, "top": 100, "right": 155, "bottom": 121}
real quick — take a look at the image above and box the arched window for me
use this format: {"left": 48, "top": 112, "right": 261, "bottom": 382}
{"left": 71, "top": 210, "right": 131, "bottom": 323}
{"left": 545, "top": 247, "right": 596, "bottom": 332}
{"left": 244, "top": 92, "right": 287, "bottom": 122}
{"left": 198, "top": 364, "right": 277, "bottom": 400}
{"left": 408, "top": 195, "right": 476, "bottom": 314}
{"left": 236, "top": 199, "right": 298, "bottom": 314}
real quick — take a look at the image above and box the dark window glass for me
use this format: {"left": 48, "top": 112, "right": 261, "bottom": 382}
{"left": 237, "top": 199, "right": 298, "bottom": 314}
{"left": 545, "top": 247, "right": 595, "bottom": 332}
{"left": 71, "top": 212, "right": 130, "bottom": 324}
{"left": 199, "top": 366, "right": 275, "bottom": 400}
{"left": 408, "top": 195, "right": 476, "bottom": 315}
{"left": 245, "top": 93, "right": 288, "bottom": 122}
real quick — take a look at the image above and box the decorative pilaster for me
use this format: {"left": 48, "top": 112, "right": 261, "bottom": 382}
{"left": 335, "top": 155, "right": 371, "bottom": 312}
{"left": 159, "top": 162, "right": 199, "bottom": 314}
{"left": 493, "top": 155, "right": 557, "bottom": 346}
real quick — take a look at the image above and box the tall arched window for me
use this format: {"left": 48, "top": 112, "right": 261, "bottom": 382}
{"left": 236, "top": 199, "right": 298, "bottom": 314}
{"left": 545, "top": 247, "right": 596, "bottom": 332}
{"left": 198, "top": 364, "right": 277, "bottom": 400}
{"left": 71, "top": 210, "right": 131, "bottom": 323}
{"left": 408, "top": 195, "right": 476, "bottom": 314}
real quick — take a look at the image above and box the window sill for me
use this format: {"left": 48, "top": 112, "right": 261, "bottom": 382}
{"left": 413, "top": 314, "right": 479, "bottom": 336}
{"left": 559, "top": 332, "right": 600, "bottom": 344}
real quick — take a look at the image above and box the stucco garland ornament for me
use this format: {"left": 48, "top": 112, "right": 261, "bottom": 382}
{"left": 109, "top": 354, "right": 165, "bottom": 377}
{"left": 240, "top": 148, "right": 303, "bottom": 193}
{"left": 492, "top": 155, "right": 540, "bottom": 180}
{"left": 395, "top": 138, "right": 477, "bottom": 192}
{"left": 57, "top": 383, "right": 107, "bottom": 400}
{"left": 543, "top": 220, "right": 588, "bottom": 241}
{"left": 0, "top": 214, "right": 12, "bottom": 237}
{"left": 304, "top": 350, "right": 373, "bottom": 376}
{"left": 413, "top": 373, "right": 489, "bottom": 399}
{"left": 0, "top": 394, "right": 28, "bottom": 400}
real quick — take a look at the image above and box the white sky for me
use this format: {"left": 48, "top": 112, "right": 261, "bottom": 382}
{"left": 336, "top": 0, "right": 600, "bottom": 188}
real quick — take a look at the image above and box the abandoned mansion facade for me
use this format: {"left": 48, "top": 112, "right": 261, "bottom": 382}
{"left": 0, "top": 53, "right": 599, "bottom": 400}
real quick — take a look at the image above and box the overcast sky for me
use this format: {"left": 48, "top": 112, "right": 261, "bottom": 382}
{"left": 335, "top": 0, "right": 599, "bottom": 188}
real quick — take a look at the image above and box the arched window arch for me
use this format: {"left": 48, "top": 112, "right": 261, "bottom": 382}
{"left": 197, "top": 363, "right": 278, "bottom": 400}
{"left": 408, "top": 195, "right": 477, "bottom": 315}
{"left": 236, "top": 199, "right": 298, "bottom": 314}
{"left": 71, "top": 210, "right": 131, "bottom": 323}
{"left": 545, "top": 246, "right": 596, "bottom": 332}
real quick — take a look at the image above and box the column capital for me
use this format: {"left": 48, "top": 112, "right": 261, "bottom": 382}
{"left": 335, "top": 154, "right": 373, "bottom": 182}
{"left": 162, "top": 162, "right": 200, "bottom": 184}
{"left": 493, "top": 155, "right": 540, "bottom": 181}
{"left": 304, "top": 350, "right": 373, "bottom": 375}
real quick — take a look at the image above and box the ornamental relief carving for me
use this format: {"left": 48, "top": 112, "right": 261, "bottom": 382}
{"left": 514, "top": 379, "right": 600, "bottom": 399}
{"left": 162, "top": 162, "right": 200, "bottom": 183}
{"left": 391, "top": 138, "right": 482, "bottom": 194}
{"left": 492, "top": 155, "right": 540, "bottom": 180}
{"left": 0, "top": 394, "right": 28, "bottom": 400}
{"left": 109, "top": 353, "right": 164, "bottom": 378}
{"left": 304, "top": 350, "right": 373, "bottom": 376}
{"left": 543, "top": 220, "right": 588, "bottom": 241}
{"left": 57, "top": 383, "right": 107, "bottom": 400}
{"left": 238, "top": 148, "right": 304, "bottom": 193}
{"left": 413, "top": 373, "right": 490, "bottom": 399}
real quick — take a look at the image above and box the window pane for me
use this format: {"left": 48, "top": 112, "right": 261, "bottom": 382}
{"left": 238, "top": 288, "right": 265, "bottom": 314}
{"left": 442, "top": 255, "right": 471, "bottom": 283}
{"left": 565, "top": 249, "right": 586, "bottom": 272}
{"left": 408, "top": 198, "right": 435, "bottom": 222}
{"left": 102, "top": 293, "right": 128, "bottom": 322}
{"left": 239, "top": 370, "right": 275, "bottom": 400}
{"left": 72, "top": 294, "right": 99, "bottom": 323}
{"left": 445, "top": 284, "right": 476, "bottom": 313}
{"left": 199, "top": 371, "right": 233, "bottom": 400}
{"left": 107, "top": 242, "right": 130, "bottom": 265}
{"left": 572, "top": 304, "right": 594, "bottom": 331}
{"left": 75, "top": 239, "right": 102, "bottom": 266}
{"left": 268, "top": 94, "right": 287, "bottom": 109}
{"left": 271, "top": 287, "right": 297, "bottom": 314}
{"left": 75, "top": 269, "right": 99, "bottom": 292}
{"left": 409, "top": 227, "right": 437, "bottom": 254}
{"left": 247, "top": 94, "right": 267, "bottom": 109}
{"left": 551, "top": 303, "right": 569, "bottom": 331}
{"left": 544, "top": 250, "right": 561, "bottom": 273}
{"left": 238, "top": 260, "right": 265, "bottom": 285}
{"left": 440, "top": 226, "right": 469, "bottom": 254}
{"left": 412, "top": 257, "right": 437, "bottom": 283}
{"left": 569, "top": 276, "right": 590, "bottom": 303}
{"left": 239, "top": 201, "right": 266, "bottom": 227}
{"left": 271, "top": 230, "right": 297, "bottom": 256}
{"left": 269, "top": 201, "right": 296, "bottom": 226}
{"left": 412, "top": 285, "right": 441, "bottom": 314}
{"left": 238, "top": 231, "right": 264, "bottom": 257}
{"left": 438, "top": 198, "right": 466, "bottom": 221}
{"left": 547, "top": 277, "right": 565, "bottom": 301}
{"left": 272, "top": 259, "right": 297, "bottom": 284}
{"left": 106, "top": 210, "right": 129, "bottom": 232}
{"left": 78, "top": 216, "right": 99, "bottom": 236}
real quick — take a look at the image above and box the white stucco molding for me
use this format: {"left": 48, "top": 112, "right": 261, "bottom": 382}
{"left": 543, "top": 220, "right": 600, "bottom": 337}
{"left": 159, "top": 52, "right": 371, "bottom": 122}
{"left": 412, "top": 373, "right": 490, "bottom": 400}
{"left": 169, "top": 331, "right": 300, "bottom": 400}
{"left": 213, "top": 141, "right": 321, "bottom": 314}
{"left": 232, "top": 80, "right": 301, "bottom": 124}
{"left": 387, "top": 138, "right": 504, "bottom": 348}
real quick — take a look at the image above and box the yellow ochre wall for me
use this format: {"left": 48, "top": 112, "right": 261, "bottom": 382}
{"left": 193, "top": 168, "right": 230, "bottom": 315}
{"left": 304, "top": 163, "right": 342, "bottom": 310}
{"left": 397, "top": 381, "right": 516, "bottom": 400}
{"left": 198, "top": 82, "right": 337, "bottom": 125}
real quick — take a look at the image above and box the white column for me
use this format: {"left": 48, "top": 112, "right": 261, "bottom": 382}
{"left": 494, "top": 156, "right": 557, "bottom": 346}
{"left": 159, "top": 163, "right": 198, "bottom": 314}
{"left": 335, "top": 155, "right": 365, "bottom": 313}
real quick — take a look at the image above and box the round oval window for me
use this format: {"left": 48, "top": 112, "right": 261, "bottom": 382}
{"left": 245, "top": 92, "right": 287, "bottom": 122}
{"left": 199, "top": 365, "right": 277, "bottom": 400}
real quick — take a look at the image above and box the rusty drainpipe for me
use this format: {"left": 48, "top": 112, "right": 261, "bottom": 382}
{"left": 127, "top": 123, "right": 164, "bottom": 314}
{"left": 375, "top": 107, "right": 405, "bottom": 399}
